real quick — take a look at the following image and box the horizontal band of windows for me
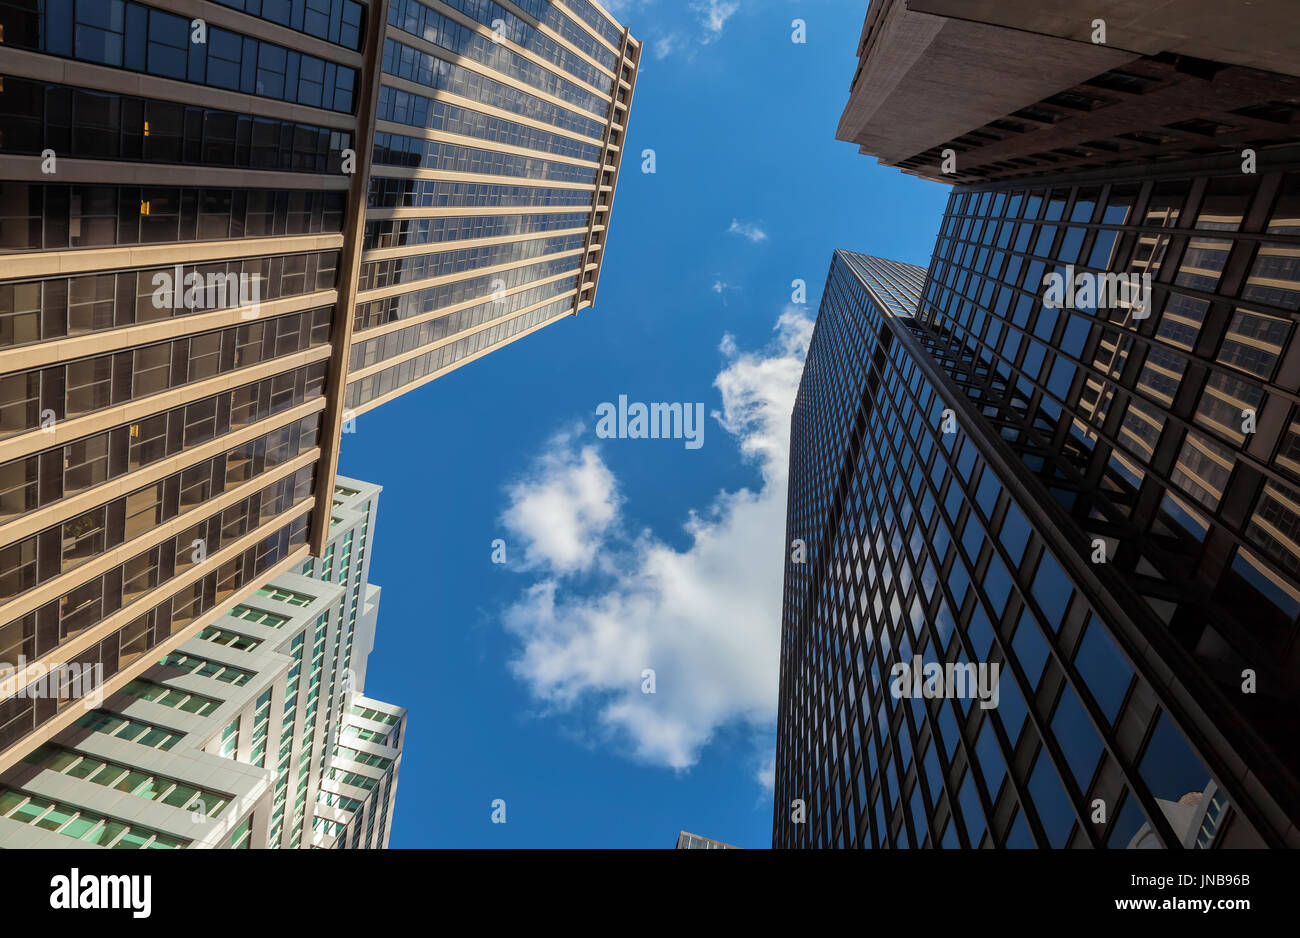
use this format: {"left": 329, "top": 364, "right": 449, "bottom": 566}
{"left": 376, "top": 86, "right": 601, "bottom": 162}
{"left": 0, "top": 308, "right": 332, "bottom": 441}
{"left": 0, "top": 362, "right": 327, "bottom": 531}
{"left": 0, "top": 76, "right": 354, "bottom": 176}
{"left": 353, "top": 253, "right": 582, "bottom": 331}
{"left": 367, "top": 175, "right": 594, "bottom": 210}
{"left": 0, "top": 251, "right": 340, "bottom": 353}
{"left": 0, "top": 462, "right": 318, "bottom": 668}
{"left": 0, "top": 183, "right": 346, "bottom": 254}
{"left": 0, "top": 510, "right": 312, "bottom": 754}
{"left": 5, "top": 0, "right": 356, "bottom": 114}
{"left": 382, "top": 39, "right": 605, "bottom": 141}
{"left": 210, "top": 0, "right": 364, "bottom": 52}
{"left": 349, "top": 275, "right": 577, "bottom": 371}
{"left": 390, "top": 0, "right": 616, "bottom": 87}
{"left": 384, "top": 4, "right": 609, "bottom": 117}
{"left": 362, "top": 211, "right": 588, "bottom": 251}
{"left": 345, "top": 297, "right": 572, "bottom": 408}
{"left": 0, "top": 415, "right": 321, "bottom": 619}
{"left": 357, "top": 233, "right": 586, "bottom": 290}
{"left": 372, "top": 133, "right": 598, "bottom": 183}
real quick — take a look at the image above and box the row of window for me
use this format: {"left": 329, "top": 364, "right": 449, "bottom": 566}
{"left": 0, "top": 428, "right": 320, "bottom": 622}
{"left": 14, "top": 0, "right": 356, "bottom": 113}
{"left": 367, "top": 176, "right": 594, "bottom": 210}
{"left": 0, "top": 183, "right": 346, "bottom": 252}
{"left": 352, "top": 254, "right": 582, "bottom": 331}
{"left": 0, "top": 77, "right": 353, "bottom": 174}
{"left": 382, "top": 39, "right": 606, "bottom": 141}
{"left": 0, "top": 307, "right": 332, "bottom": 439}
{"left": 947, "top": 174, "right": 1299, "bottom": 236}
{"left": 0, "top": 789, "right": 188, "bottom": 847}
{"left": 363, "top": 211, "right": 589, "bottom": 251}
{"left": 212, "top": 0, "right": 364, "bottom": 51}
{"left": 0, "top": 511, "right": 311, "bottom": 752}
{"left": 345, "top": 296, "right": 572, "bottom": 407}
{"left": 21, "top": 744, "right": 230, "bottom": 816}
{"left": 0, "top": 364, "right": 326, "bottom": 527}
{"left": 372, "top": 132, "right": 598, "bottom": 184}
{"left": 376, "top": 86, "right": 602, "bottom": 163}
{"left": 357, "top": 233, "right": 586, "bottom": 291}
{"left": 349, "top": 274, "right": 577, "bottom": 371}
{"left": 0, "top": 250, "right": 339, "bottom": 350}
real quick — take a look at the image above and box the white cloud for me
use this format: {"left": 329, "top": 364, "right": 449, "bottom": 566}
{"left": 653, "top": 33, "right": 677, "bottom": 59}
{"left": 755, "top": 748, "right": 776, "bottom": 794}
{"left": 499, "top": 311, "right": 812, "bottom": 772}
{"left": 693, "top": 0, "right": 739, "bottom": 38}
{"left": 727, "top": 219, "right": 767, "bottom": 243}
{"left": 500, "top": 426, "right": 621, "bottom": 575}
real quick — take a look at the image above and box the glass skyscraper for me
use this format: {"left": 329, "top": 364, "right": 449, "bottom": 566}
{"left": 775, "top": 157, "right": 1300, "bottom": 849}
{"left": 772, "top": 0, "right": 1300, "bottom": 853}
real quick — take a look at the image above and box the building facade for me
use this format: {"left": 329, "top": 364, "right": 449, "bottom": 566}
{"left": 772, "top": 0, "right": 1300, "bottom": 852}
{"left": 775, "top": 159, "right": 1300, "bottom": 848}
{"left": 0, "top": 0, "right": 637, "bottom": 798}
{"left": 838, "top": 0, "right": 1300, "bottom": 185}
{"left": 674, "top": 830, "right": 738, "bottom": 849}
{"left": 0, "top": 475, "right": 405, "bottom": 849}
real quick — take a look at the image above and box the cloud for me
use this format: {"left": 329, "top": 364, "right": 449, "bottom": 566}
{"left": 693, "top": 0, "right": 739, "bottom": 38}
{"left": 755, "top": 748, "right": 776, "bottom": 794}
{"left": 727, "top": 219, "right": 767, "bottom": 243}
{"left": 500, "top": 426, "right": 621, "bottom": 575}
{"left": 653, "top": 34, "right": 677, "bottom": 59}
{"left": 642, "top": 0, "right": 741, "bottom": 61}
{"left": 499, "top": 310, "right": 813, "bottom": 772}
{"left": 711, "top": 279, "right": 740, "bottom": 306}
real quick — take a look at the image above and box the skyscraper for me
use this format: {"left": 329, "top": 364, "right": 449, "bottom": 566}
{"left": 0, "top": 0, "right": 638, "bottom": 791}
{"left": 0, "top": 476, "right": 405, "bottom": 849}
{"left": 838, "top": 0, "right": 1300, "bottom": 185}
{"left": 674, "top": 830, "right": 739, "bottom": 849}
{"left": 776, "top": 237, "right": 1296, "bottom": 850}
{"left": 771, "top": 0, "right": 1300, "bottom": 852}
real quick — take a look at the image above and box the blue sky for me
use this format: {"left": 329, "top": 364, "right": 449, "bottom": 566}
{"left": 338, "top": 0, "right": 950, "bottom": 848}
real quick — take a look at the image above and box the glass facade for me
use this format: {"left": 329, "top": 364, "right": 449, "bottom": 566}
{"left": 774, "top": 240, "right": 1290, "bottom": 849}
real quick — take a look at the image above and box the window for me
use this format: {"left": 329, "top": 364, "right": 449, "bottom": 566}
{"left": 128, "top": 412, "right": 169, "bottom": 470}
{"left": 121, "top": 546, "right": 160, "bottom": 603}
{"left": 65, "top": 357, "right": 112, "bottom": 417}
{"left": 63, "top": 434, "right": 110, "bottom": 495}
{"left": 61, "top": 507, "right": 106, "bottom": 571}
{"left": 124, "top": 483, "right": 163, "bottom": 539}
{"left": 0, "top": 540, "right": 38, "bottom": 600}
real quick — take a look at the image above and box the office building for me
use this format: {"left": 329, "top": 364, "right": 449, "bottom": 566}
{"left": 775, "top": 157, "right": 1300, "bottom": 848}
{"left": 0, "top": 476, "right": 405, "bottom": 848}
{"left": 838, "top": 0, "right": 1300, "bottom": 184}
{"left": 674, "top": 830, "right": 739, "bottom": 849}
{"left": 0, "top": 0, "right": 638, "bottom": 795}
{"left": 772, "top": 0, "right": 1300, "bottom": 852}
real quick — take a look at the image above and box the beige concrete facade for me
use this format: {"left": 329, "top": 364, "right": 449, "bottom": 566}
{"left": 0, "top": 0, "right": 639, "bottom": 814}
{"left": 839, "top": 0, "right": 1300, "bottom": 184}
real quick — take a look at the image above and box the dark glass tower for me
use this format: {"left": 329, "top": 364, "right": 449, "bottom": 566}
{"left": 775, "top": 195, "right": 1300, "bottom": 846}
